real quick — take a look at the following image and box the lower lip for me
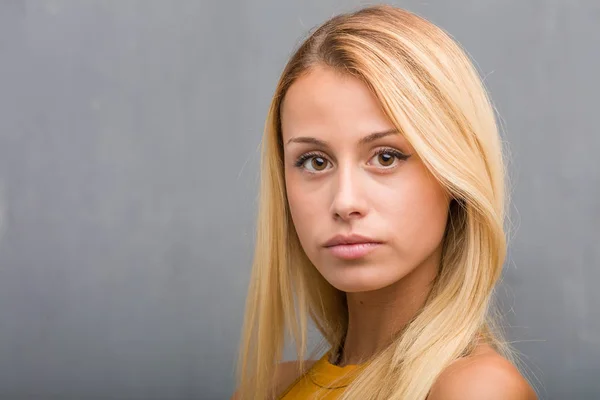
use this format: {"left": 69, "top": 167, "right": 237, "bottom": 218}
{"left": 325, "top": 243, "right": 382, "bottom": 260}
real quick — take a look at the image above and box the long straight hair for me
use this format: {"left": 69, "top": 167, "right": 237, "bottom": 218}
{"left": 235, "top": 5, "right": 514, "bottom": 399}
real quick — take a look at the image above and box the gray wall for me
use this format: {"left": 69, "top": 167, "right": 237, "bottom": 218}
{"left": 0, "top": 1, "right": 597, "bottom": 399}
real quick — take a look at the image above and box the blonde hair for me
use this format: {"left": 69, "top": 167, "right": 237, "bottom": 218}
{"left": 235, "top": 4, "right": 515, "bottom": 399}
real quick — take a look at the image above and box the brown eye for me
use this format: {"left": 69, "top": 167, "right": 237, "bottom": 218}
{"left": 295, "top": 153, "right": 331, "bottom": 173}
{"left": 377, "top": 153, "right": 395, "bottom": 167}
{"left": 368, "top": 148, "right": 409, "bottom": 169}
{"left": 310, "top": 157, "right": 328, "bottom": 171}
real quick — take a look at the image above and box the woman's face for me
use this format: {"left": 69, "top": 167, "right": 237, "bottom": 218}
{"left": 281, "top": 66, "right": 451, "bottom": 293}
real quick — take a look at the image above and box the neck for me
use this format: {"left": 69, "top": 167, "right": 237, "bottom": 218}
{"left": 335, "top": 246, "right": 442, "bottom": 367}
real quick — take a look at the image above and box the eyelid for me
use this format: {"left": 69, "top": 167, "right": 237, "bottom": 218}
{"left": 294, "top": 151, "right": 329, "bottom": 166}
{"left": 371, "top": 147, "right": 410, "bottom": 160}
{"left": 366, "top": 147, "right": 411, "bottom": 169}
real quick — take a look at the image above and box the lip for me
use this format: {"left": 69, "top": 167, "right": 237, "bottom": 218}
{"left": 324, "top": 233, "right": 382, "bottom": 247}
{"left": 323, "top": 234, "right": 383, "bottom": 260}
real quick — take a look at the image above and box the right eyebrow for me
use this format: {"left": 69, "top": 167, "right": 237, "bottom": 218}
{"left": 285, "top": 136, "right": 329, "bottom": 147}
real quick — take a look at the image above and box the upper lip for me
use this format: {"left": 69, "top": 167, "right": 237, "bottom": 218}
{"left": 323, "top": 234, "right": 382, "bottom": 247}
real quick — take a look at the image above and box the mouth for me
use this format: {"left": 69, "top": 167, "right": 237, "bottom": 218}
{"left": 323, "top": 234, "right": 383, "bottom": 260}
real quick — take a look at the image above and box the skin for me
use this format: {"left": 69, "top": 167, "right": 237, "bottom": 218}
{"left": 267, "top": 64, "right": 537, "bottom": 399}
{"left": 281, "top": 65, "right": 451, "bottom": 366}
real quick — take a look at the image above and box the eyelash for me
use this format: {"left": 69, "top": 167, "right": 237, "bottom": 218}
{"left": 293, "top": 147, "right": 411, "bottom": 171}
{"left": 294, "top": 151, "right": 326, "bottom": 168}
{"left": 373, "top": 148, "right": 411, "bottom": 162}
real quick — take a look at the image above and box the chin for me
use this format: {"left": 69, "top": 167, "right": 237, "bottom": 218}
{"left": 320, "top": 264, "right": 403, "bottom": 293}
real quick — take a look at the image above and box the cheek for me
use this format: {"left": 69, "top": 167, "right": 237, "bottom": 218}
{"left": 378, "top": 169, "right": 449, "bottom": 253}
{"left": 285, "top": 172, "right": 321, "bottom": 245}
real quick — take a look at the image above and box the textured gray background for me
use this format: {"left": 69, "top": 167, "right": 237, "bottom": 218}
{"left": 0, "top": 1, "right": 598, "bottom": 399}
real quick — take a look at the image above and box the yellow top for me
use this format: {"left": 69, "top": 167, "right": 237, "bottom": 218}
{"left": 278, "top": 351, "right": 367, "bottom": 399}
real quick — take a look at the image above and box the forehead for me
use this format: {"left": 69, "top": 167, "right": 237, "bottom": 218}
{"left": 280, "top": 66, "right": 394, "bottom": 141}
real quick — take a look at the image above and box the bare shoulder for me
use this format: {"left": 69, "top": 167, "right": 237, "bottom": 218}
{"left": 230, "top": 359, "right": 318, "bottom": 400}
{"left": 428, "top": 344, "right": 537, "bottom": 400}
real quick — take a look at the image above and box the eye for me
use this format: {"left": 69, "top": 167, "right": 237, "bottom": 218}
{"left": 368, "top": 148, "right": 410, "bottom": 168}
{"left": 295, "top": 152, "right": 332, "bottom": 173}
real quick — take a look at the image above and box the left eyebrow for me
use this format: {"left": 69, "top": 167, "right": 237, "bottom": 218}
{"left": 285, "top": 128, "right": 400, "bottom": 147}
{"left": 358, "top": 128, "right": 399, "bottom": 145}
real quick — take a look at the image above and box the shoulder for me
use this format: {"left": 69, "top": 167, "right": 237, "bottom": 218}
{"left": 230, "top": 359, "right": 319, "bottom": 400}
{"left": 271, "top": 359, "right": 319, "bottom": 397}
{"left": 428, "top": 344, "right": 537, "bottom": 400}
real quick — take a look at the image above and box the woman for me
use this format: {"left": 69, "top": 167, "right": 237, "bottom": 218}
{"left": 232, "top": 4, "right": 537, "bottom": 400}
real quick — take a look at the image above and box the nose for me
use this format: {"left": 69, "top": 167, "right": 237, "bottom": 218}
{"left": 330, "top": 164, "right": 369, "bottom": 222}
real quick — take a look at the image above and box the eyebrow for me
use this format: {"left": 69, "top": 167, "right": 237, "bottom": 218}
{"left": 285, "top": 128, "right": 400, "bottom": 147}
